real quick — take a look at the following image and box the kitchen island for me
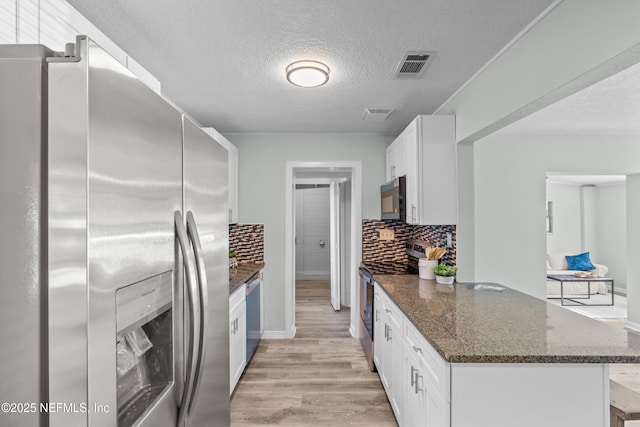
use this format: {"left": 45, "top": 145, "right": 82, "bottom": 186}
{"left": 372, "top": 274, "right": 640, "bottom": 427}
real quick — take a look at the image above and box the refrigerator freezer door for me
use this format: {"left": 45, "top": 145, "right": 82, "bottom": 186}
{"left": 181, "top": 116, "right": 230, "bottom": 427}
{"left": 48, "top": 37, "right": 183, "bottom": 427}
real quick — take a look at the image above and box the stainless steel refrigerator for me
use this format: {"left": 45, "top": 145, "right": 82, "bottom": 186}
{"left": 0, "top": 36, "right": 230, "bottom": 427}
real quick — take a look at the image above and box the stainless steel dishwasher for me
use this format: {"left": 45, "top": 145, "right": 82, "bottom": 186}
{"left": 245, "top": 271, "right": 262, "bottom": 363}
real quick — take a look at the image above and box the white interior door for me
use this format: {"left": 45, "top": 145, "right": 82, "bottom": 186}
{"left": 294, "top": 188, "right": 304, "bottom": 279}
{"left": 330, "top": 182, "right": 341, "bottom": 311}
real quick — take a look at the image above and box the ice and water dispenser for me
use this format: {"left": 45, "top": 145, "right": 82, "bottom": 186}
{"left": 116, "top": 272, "right": 173, "bottom": 427}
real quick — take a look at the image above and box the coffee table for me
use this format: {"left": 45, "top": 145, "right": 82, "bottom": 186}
{"left": 547, "top": 274, "right": 614, "bottom": 306}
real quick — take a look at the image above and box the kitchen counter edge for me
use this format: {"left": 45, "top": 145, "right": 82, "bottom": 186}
{"left": 374, "top": 274, "right": 640, "bottom": 364}
{"left": 229, "top": 262, "right": 264, "bottom": 294}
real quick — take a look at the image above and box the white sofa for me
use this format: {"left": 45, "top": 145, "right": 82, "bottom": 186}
{"left": 546, "top": 252, "right": 609, "bottom": 295}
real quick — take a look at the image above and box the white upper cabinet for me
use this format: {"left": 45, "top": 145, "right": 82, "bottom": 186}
{"left": 385, "top": 115, "right": 456, "bottom": 225}
{"left": 385, "top": 144, "right": 396, "bottom": 182}
{"left": 203, "top": 128, "right": 239, "bottom": 224}
{"left": 385, "top": 129, "right": 409, "bottom": 182}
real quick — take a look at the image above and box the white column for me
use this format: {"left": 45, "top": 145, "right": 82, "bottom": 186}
{"left": 626, "top": 174, "right": 640, "bottom": 330}
{"left": 581, "top": 186, "right": 599, "bottom": 259}
{"left": 456, "top": 141, "right": 475, "bottom": 282}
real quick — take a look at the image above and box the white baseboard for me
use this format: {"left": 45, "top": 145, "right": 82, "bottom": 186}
{"left": 349, "top": 325, "right": 357, "bottom": 338}
{"left": 262, "top": 326, "right": 296, "bottom": 339}
{"left": 625, "top": 320, "right": 640, "bottom": 333}
{"left": 613, "top": 287, "right": 627, "bottom": 297}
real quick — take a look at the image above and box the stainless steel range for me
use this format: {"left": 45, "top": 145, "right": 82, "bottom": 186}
{"left": 359, "top": 240, "right": 430, "bottom": 371}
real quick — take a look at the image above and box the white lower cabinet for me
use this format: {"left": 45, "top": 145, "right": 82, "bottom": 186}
{"left": 375, "top": 283, "right": 609, "bottom": 427}
{"left": 425, "top": 381, "right": 449, "bottom": 427}
{"left": 229, "top": 284, "right": 246, "bottom": 395}
{"left": 375, "top": 286, "right": 404, "bottom": 424}
{"left": 375, "top": 283, "right": 450, "bottom": 427}
{"left": 403, "top": 341, "right": 426, "bottom": 427}
{"left": 373, "top": 291, "right": 384, "bottom": 381}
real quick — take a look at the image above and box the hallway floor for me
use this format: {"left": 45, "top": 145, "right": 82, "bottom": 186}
{"left": 230, "top": 280, "right": 397, "bottom": 426}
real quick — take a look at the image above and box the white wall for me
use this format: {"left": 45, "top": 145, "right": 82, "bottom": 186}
{"left": 2, "top": 0, "right": 161, "bottom": 92}
{"left": 545, "top": 182, "right": 582, "bottom": 254}
{"left": 437, "top": 0, "right": 640, "bottom": 143}
{"left": 469, "top": 133, "right": 640, "bottom": 299}
{"left": 597, "top": 184, "right": 627, "bottom": 290}
{"left": 227, "top": 133, "right": 391, "bottom": 333}
{"left": 627, "top": 175, "right": 640, "bottom": 328}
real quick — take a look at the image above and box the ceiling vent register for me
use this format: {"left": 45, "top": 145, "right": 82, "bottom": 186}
{"left": 361, "top": 108, "right": 394, "bottom": 122}
{"left": 393, "top": 51, "right": 437, "bottom": 79}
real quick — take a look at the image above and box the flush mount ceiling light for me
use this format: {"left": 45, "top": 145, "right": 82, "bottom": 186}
{"left": 286, "top": 60, "right": 330, "bottom": 88}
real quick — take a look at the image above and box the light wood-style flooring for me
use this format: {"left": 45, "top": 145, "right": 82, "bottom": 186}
{"left": 603, "top": 319, "right": 640, "bottom": 394}
{"left": 231, "top": 280, "right": 398, "bottom": 427}
{"left": 602, "top": 319, "right": 640, "bottom": 426}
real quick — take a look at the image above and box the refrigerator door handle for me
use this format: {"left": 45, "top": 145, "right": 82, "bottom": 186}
{"left": 175, "top": 211, "right": 201, "bottom": 427}
{"left": 185, "top": 211, "right": 209, "bottom": 414}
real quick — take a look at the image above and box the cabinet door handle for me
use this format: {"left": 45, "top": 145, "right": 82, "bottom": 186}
{"left": 384, "top": 323, "right": 388, "bottom": 339}
{"left": 414, "top": 372, "right": 424, "bottom": 394}
{"left": 410, "top": 365, "right": 417, "bottom": 387}
{"left": 387, "top": 326, "right": 392, "bottom": 342}
{"left": 412, "top": 205, "right": 417, "bottom": 223}
{"left": 412, "top": 345, "right": 423, "bottom": 354}
{"left": 391, "top": 165, "right": 396, "bottom": 178}
{"left": 231, "top": 320, "right": 235, "bottom": 334}
{"left": 375, "top": 309, "right": 380, "bottom": 321}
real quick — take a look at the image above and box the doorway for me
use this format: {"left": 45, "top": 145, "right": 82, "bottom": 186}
{"left": 284, "top": 161, "right": 363, "bottom": 338}
{"left": 545, "top": 173, "right": 628, "bottom": 318}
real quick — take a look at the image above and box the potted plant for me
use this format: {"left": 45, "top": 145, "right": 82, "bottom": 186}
{"left": 433, "top": 263, "right": 457, "bottom": 285}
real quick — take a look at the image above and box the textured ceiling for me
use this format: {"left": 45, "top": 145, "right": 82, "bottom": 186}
{"left": 67, "top": 0, "right": 556, "bottom": 134}
{"left": 500, "top": 61, "right": 640, "bottom": 135}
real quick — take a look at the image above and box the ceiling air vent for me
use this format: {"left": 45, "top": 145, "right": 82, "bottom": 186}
{"left": 361, "top": 108, "right": 394, "bottom": 122}
{"left": 393, "top": 51, "right": 437, "bottom": 79}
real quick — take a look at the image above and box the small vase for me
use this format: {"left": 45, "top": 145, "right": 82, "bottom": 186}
{"left": 419, "top": 259, "right": 438, "bottom": 280}
{"left": 435, "top": 275, "right": 454, "bottom": 285}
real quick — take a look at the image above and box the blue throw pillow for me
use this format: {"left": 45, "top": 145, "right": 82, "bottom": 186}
{"left": 565, "top": 252, "right": 596, "bottom": 271}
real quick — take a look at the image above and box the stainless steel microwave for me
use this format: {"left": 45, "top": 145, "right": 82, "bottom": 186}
{"left": 380, "top": 176, "right": 406, "bottom": 221}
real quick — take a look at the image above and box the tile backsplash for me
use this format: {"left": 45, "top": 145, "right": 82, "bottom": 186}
{"left": 229, "top": 224, "right": 264, "bottom": 262}
{"left": 362, "top": 219, "right": 456, "bottom": 266}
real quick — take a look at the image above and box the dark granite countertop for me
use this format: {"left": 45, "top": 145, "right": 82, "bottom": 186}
{"left": 229, "top": 262, "right": 264, "bottom": 294}
{"left": 375, "top": 274, "right": 640, "bottom": 363}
